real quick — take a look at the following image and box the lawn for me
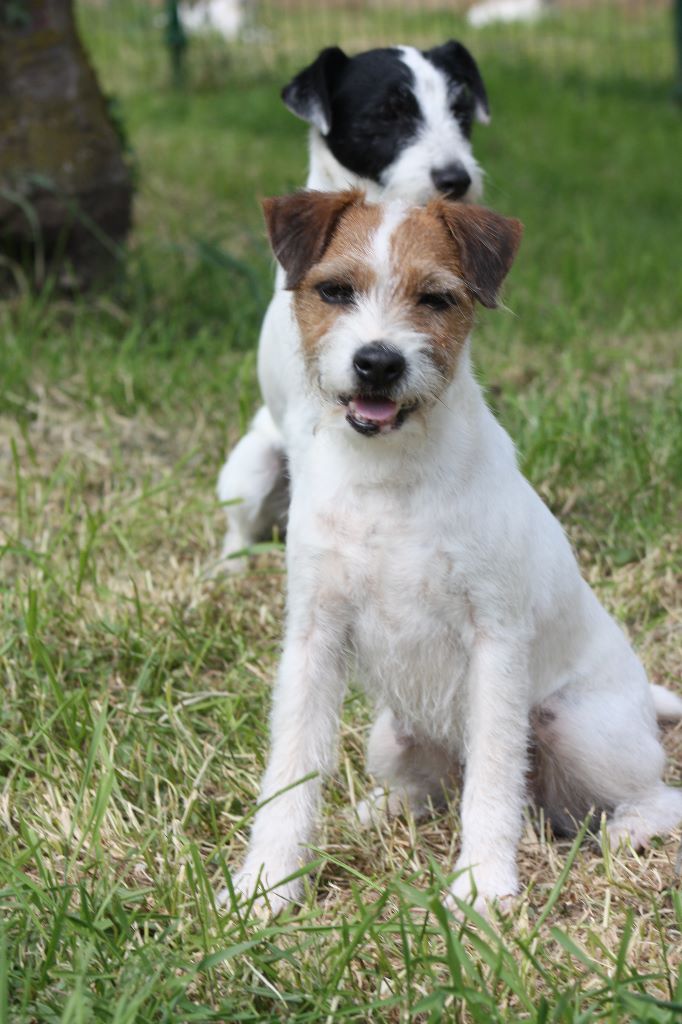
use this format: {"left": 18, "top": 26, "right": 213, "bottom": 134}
{"left": 1, "top": 4, "right": 682, "bottom": 1021}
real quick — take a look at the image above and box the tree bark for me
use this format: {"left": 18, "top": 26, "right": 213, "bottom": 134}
{"left": 0, "top": 0, "right": 134, "bottom": 287}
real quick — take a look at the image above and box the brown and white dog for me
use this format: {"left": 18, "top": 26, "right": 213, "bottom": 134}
{"left": 226, "top": 190, "right": 682, "bottom": 916}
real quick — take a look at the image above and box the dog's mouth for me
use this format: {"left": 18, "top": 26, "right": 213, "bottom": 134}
{"left": 340, "top": 395, "right": 416, "bottom": 436}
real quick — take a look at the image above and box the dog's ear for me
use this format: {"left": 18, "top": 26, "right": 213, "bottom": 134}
{"left": 262, "top": 189, "right": 364, "bottom": 289}
{"left": 281, "top": 47, "right": 349, "bottom": 135}
{"left": 437, "top": 203, "right": 523, "bottom": 309}
{"left": 424, "top": 40, "right": 490, "bottom": 125}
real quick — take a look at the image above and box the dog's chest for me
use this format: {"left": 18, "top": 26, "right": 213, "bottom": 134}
{"left": 311, "top": 494, "right": 476, "bottom": 736}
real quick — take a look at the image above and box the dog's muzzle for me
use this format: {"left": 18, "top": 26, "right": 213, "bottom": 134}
{"left": 341, "top": 342, "right": 415, "bottom": 436}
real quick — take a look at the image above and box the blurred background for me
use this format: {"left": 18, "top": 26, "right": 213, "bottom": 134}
{"left": 85, "top": 0, "right": 679, "bottom": 84}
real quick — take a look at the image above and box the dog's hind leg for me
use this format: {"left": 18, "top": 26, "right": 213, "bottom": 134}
{"left": 355, "top": 708, "right": 457, "bottom": 826}
{"left": 532, "top": 671, "right": 682, "bottom": 849}
{"left": 215, "top": 406, "right": 289, "bottom": 573}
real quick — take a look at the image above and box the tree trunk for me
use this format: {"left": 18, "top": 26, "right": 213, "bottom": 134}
{"left": 0, "top": 0, "right": 134, "bottom": 288}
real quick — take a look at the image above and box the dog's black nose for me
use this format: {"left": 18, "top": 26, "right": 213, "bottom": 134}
{"left": 431, "top": 163, "right": 472, "bottom": 199}
{"left": 353, "top": 343, "right": 406, "bottom": 389}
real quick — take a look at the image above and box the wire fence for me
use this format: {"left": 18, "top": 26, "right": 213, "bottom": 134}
{"left": 76, "top": 1, "right": 679, "bottom": 94}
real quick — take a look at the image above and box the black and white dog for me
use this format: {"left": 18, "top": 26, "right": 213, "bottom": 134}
{"left": 217, "top": 42, "right": 491, "bottom": 568}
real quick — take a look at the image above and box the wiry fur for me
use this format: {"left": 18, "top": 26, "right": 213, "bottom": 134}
{"left": 225, "top": 193, "right": 682, "bottom": 917}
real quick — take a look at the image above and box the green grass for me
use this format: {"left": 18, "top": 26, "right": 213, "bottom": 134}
{"left": 2, "top": 4, "right": 682, "bottom": 1021}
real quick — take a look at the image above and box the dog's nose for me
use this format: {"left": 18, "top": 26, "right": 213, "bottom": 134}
{"left": 353, "top": 343, "right": 406, "bottom": 389}
{"left": 431, "top": 163, "right": 472, "bottom": 199}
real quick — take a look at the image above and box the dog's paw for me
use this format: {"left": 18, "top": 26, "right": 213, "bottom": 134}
{"left": 354, "top": 786, "right": 436, "bottom": 828}
{"left": 211, "top": 548, "right": 249, "bottom": 577}
{"left": 218, "top": 857, "right": 303, "bottom": 917}
{"left": 354, "top": 786, "right": 404, "bottom": 827}
{"left": 204, "top": 529, "right": 252, "bottom": 577}
{"left": 607, "top": 788, "right": 682, "bottom": 853}
{"left": 606, "top": 815, "right": 651, "bottom": 853}
{"left": 446, "top": 859, "right": 518, "bottom": 919}
{"left": 203, "top": 555, "right": 248, "bottom": 579}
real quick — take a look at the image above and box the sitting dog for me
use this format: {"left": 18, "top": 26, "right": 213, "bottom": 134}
{"left": 228, "top": 189, "right": 682, "bottom": 915}
{"left": 216, "top": 42, "right": 491, "bottom": 569}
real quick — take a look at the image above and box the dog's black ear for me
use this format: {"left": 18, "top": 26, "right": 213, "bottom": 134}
{"left": 262, "top": 189, "right": 364, "bottom": 289}
{"left": 437, "top": 202, "right": 523, "bottom": 309}
{"left": 424, "top": 40, "right": 490, "bottom": 124}
{"left": 281, "top": 47, "right": 349, "bottom": 135}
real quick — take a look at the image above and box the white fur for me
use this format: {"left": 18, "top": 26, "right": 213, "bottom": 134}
{"left": 225, "top": 203, "right": 682, "bottom": 917}
{"left": 467, "top": 0, "right": 545, "bottom": 29}
{"left": 179, "top": 0, "right": 243, "bottom": 40}
{"left": 216, "top": 47, "right": 484, "bottom": 569}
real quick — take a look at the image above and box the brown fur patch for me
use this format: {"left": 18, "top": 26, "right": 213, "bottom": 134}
{"left": 430, "top": 200, "right": 523, "bottom": 309}
{"left": 262, "top": 189, "right": 366, "bottom": 290}
{"left": 293, "top": 202, "right": 382, "bottom": 364}
{"left": 388, "top": 208, "right": 477, "bottom": 378}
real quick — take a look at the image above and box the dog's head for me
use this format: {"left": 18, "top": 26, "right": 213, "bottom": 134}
{"left": 282, "top": 43, "right": 489, "bottom": 204}
{"left": 263, "top": 189, "right": 522, "bottom": 438}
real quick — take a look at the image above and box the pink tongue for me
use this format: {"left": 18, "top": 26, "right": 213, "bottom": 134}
{"left": 352, "top": 397, "right": 398, "bottom": 423}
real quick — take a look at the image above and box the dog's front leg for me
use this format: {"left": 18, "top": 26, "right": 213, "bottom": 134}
{"left": 449, "top": 634, "right": 530, "bottom": 916}
{"left": 228, "top": 595, "right": 349, "bottom": 915}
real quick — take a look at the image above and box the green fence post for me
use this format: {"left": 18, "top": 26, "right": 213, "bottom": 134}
{"left": 165, "top": 0, "right": 187, "bottom": 88}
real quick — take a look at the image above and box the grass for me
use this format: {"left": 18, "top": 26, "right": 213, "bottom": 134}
{"left": 2, "top": 4, "right": 682, "bottom": 1020}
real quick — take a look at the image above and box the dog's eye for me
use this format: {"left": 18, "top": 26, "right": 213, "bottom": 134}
{"left": 418, "top": 292, "right": 458, "bottom": 311}
{"left": 316, "top": 282, "right": 355, "bottom": 305}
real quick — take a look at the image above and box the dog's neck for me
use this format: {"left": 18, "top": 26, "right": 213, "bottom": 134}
{"left": 306, "top": 130, "right": 384, "bottom": 202}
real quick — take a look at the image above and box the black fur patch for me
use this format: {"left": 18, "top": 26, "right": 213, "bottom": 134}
{"left": 323, "top": 49, "right": 421, "bottom": 182}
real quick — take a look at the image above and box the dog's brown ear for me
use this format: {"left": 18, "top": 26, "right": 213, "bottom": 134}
{"left": 436, "top": 202, "right": 523, "bottom": 309}
{"left": 262, "top": 189, "right": 364, "bottom": 290}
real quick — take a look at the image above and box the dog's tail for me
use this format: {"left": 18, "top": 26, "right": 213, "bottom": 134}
{"left": 651, "top": 683, "right": 682, "bottom": 721}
